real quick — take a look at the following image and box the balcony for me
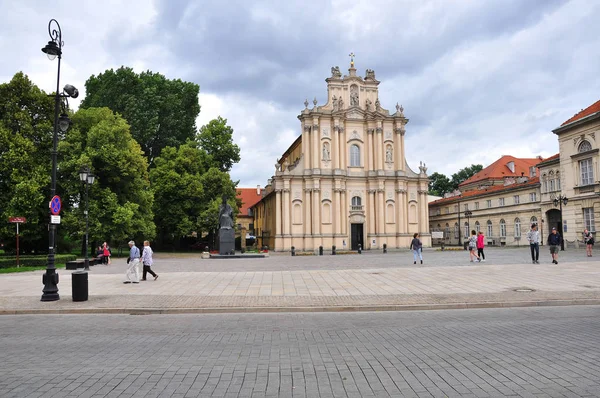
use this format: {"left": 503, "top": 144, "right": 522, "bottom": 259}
{"left": 350, "top": 205, "right": 364, "bottom": 212}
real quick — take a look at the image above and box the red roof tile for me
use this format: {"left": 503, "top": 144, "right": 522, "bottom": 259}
{"left": 561, "top": 99, "right": 600, "bottom": 126}
{"left": 236, "top": 188, "right": 263, "bottom": 217}
{"left": 459, "top": 156, "right": 542, "bottom": 187}
{"left": 537, "top": 153, "right": 559, "bottom": 166}
{"left": 430, "top": 177, "right": 540, "bottom": 205}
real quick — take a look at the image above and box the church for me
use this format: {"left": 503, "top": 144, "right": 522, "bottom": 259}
{"left": 251, "top": 59, "right": 430, "bottom": 251}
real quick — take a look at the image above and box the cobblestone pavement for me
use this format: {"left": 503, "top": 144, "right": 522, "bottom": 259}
{"left": 0, "top": 306, "right": 599, "bottom": 397}
{"left": 0, "top": 248, "right": 599, "bottom": 313}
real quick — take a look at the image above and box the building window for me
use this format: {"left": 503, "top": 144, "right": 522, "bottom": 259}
{"left": 454, "top": 205, "right": 459, "bottom": 212}
{"left": 529, "top": 166, "right": 537, "bottom": 177}
{"left": 500, "top": 219, "right": 506, "bottom": 237}
{"left": 530, "top": 192, "right": 537, "bottom": 202}
{"left": 487, "top": 220, "right": 493, "bottom": 237}
{"left": 351, "top": 196, "right": 362, "bottom": 211}
{"left": 464, "top": 222, "right": 469, "bottom": 238}
{"left": 499, "top": 198, "right": 505, "bottom": 206}
{"left": 475, "top": 202, "right": 479, "bottom": 210}
{"left": 464, "top": 204, "right": 469, "bottom": 211}
{"left": 445, "top": 207, "right": 449, "bottom": 214}
{"left": 580, "top": 158, "right": 594, "bottom": 186}
{"left": 579, "top": 140, "right": 592, "bottom": 153}
{"left": 550, "top": 179, "right": 555, "bottom": 191}
{"left": 542, "top": 175, "right": 547, "bottom": 193}
{"left": 475, "top": 221, "right": 480, "bottom": 233}
{"left": 350, "top": 145, "right": 361, "bottom": 167}
{"left": 513, "top": 195, "right": 520, "bottom": 204}
{"left": 530, "top": 216, "right": 537, "bottom": 226}
{"left": 445, "top": 223, "right": 450, "bottom": 238}
{"left": 486, "top": 200, "right": 492, "bottom": 208}
{"left": 583, "top": 208, "right": 596, "bottom": 232}
{"left": 454, "top": 223, "right": 459, "bottom": 239}
{"left": 514, "top": 218, "right": 521, "bottom": 237}
{"left": 557, "top": 173, "right": 561, "bottom": 190}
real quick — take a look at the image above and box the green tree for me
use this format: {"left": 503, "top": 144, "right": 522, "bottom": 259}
{"left": 0, "top": 73, "right": 54, "bottom": 252}
{"left": 198, "top": 116, "right": 241, "bottom": 172}
{"left": 81, "top": 67, "right": 200, "bottom": 163}
{"left": 58, "top": 107, "right": 155, "bottom": 250}
{"left": 149, "top": 142, "right": 209, "bottom": 246}
{"left": 428, "top": 172, "right": 453, "bottom": 197}
{"left": 451, "top": 164, "right": 484, "bottom": 188}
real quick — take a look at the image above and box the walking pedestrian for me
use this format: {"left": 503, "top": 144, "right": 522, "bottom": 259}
{"left": 547, "top": 227, "right": 562, "bottom": 264}
{"left": 583, "top": 229, "right": 594, "bottom": 257}
{"left": 410, "top": 233, "right": 423, "bottom": 264}
{"left": 124, "top": 240, "right": 141, "bottom": 284}
{"left": 476, "top": 231, "right": 486, "bottom": 262}
{"left": 102, "top": 242, "right": 110, "bottom": 265}
{"left": 526, "top": 224, "right": 540, "bottom": 264}
{"left": 141, "top": 240, "right": 158, "bottom": 281}
{"left": 468, "top": 230, "right": 480, "bottom": 263}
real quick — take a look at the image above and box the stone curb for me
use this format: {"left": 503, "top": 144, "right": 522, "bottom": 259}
{"left": 1, "top": 298, "right": 599, "bottom": 316}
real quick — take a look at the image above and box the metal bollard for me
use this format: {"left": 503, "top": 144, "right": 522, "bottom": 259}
{"left": 358, "top": 244, "right": 362, "bottom": 254}
{"left": 332, "top": 245, "right": 336, "bottom": 255}
{"left": 319, "top": 246, "right": 323, "bottom": 256}
{"left": 291, "top": 246, "right": 296, "bottom": 256}
{"left": 383, "top": 243, "right": 387, "bottom": 254}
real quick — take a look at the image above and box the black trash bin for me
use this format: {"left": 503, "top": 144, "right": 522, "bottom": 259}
{"left": 72, "top": 271, "right": 88, "bottom": 302}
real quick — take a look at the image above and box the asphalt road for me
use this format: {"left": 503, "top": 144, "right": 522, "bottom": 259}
{"left": 1, "top": 306, "right": 599, "bottom": 397}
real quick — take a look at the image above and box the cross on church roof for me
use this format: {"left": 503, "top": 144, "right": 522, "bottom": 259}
{"left": 349, "top": 52, "right": 355, "bottom": 68}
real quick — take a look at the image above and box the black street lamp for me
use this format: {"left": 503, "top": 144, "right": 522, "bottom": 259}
{"left": 553, "top": 194, "right": 568, "bottom": 251}
{"left": 41, "top": 19, "right": 79, "bottom": 301}
{"left": 464, "top": 210, "right": 472, "bottom": 236}
{"left": 79, "top": 166, "right": 95, "bottom": 271}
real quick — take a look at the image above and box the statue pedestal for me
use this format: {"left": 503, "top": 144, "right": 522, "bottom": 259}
{"left": 219, "top": 228, "right": 235, "bottom": 255}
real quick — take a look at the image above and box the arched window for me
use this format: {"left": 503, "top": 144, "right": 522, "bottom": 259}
{"left": 549, "top": 171, "right": 555, "bottom": 191}
{"left": 487, "top": 220, "right": 493, "bottom": 237}
{"left": 500, "top": 219, "right": 506, "bottom": 237}
{"left": 579, "top": 140, "right": 592, "bottom": 153}
{"left": 445, "top": 223, "right": 450, "bottom": 238}
{"left": 351, "top": 196, "right": 361, "bottom": 206}
{"left": 475, "top": 221, "right": 480, "bottom": 233}
{"left": 350, "top": 144, "right": 361, "bottom": 167}
{"left": 454, "top": 223, "right": 459, "bottom": 239}
{"left": 530, "top": 216, "right": 538, "bottom": 226}
{"left": 514, "top": 218, "right": 521, "bottom": 237}
{"left": 464, "top": 222, "right": 469, "bottom": 238}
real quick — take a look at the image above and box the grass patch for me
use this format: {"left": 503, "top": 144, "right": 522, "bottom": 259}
{"left": 0, "top": 264, "right": 66, "bottom": 274}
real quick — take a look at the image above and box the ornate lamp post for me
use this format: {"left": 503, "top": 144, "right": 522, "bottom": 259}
{"left": 41, "top": 19, "right": 79, "bottom": 301}
{"left": 79, "top": 166, "right": 95, "bottom": 271}
{"left": 553, "top": 194, "right": 568, "bottom": 251}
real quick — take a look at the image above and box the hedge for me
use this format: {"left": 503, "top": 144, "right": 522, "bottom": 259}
{"left": 0, "top": 254, "right": 76, "bottom": 269}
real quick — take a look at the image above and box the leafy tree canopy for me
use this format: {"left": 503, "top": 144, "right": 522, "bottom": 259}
{"left": 427, "top": 164, "right": 483, "bottom": 197}
{"left": 81, "top": 67, "right": 200, "bottom": 164}
{"left": 198, "top": 116, "right": 241, "bottom": 172}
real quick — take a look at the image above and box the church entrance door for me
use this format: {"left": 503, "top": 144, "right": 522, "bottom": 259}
{"left": 351, "top": 223, "right": 364, "bottom": 250}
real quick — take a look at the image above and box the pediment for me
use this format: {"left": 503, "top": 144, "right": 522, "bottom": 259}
{"left": 345, "top": 107, "right": 365, "bottom": 119}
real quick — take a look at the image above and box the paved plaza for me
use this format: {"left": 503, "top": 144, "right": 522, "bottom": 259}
{"left": 1, "top": 306, "right": 599, "bottom": 397}
{"left": 0, "top": 247, "right": 599, "bottom": 314}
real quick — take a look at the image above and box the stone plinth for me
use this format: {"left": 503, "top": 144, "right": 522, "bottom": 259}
{"left": 219, "top": 228, "right": 235, "bottom": 255}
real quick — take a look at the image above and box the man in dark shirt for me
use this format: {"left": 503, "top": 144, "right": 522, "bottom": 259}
{"left": 547, "top": 227, "right": 562, "bottom": 264}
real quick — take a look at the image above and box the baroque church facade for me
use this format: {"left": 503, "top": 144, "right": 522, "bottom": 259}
{"left": 252, "top": 60, "right": 430, "bottom": 251}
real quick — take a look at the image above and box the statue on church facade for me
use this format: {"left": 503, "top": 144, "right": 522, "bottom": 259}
{"left": 375, "top": 98, "right": 381, "bottom": 111}
{"left": 365, "top": 69, "right": 376, "bottom": 80}
{"left": 330, "top": 66, "right": 342, "bottom": 78}
{"left": 386, "top": 145, "right": 393, "bottom": 163}
{"left": 332, "top": 95, "right": 338, "bottom": 111}
{"left": 350, "top": 85, "right": 359, "bottom": 106}
{"left": 322, "top": 142, "right": 330, "bottom": 161}
{"left": 365, "top": 98, "right": 372, "bottom": 111}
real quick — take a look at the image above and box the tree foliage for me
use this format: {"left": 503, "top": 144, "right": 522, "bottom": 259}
{"left": 81, "top": 67, "right": 200, "bottom": 163}
{"left": 428, "top": 164, "right": 484, "bottom": 197}
{"left": 0, "top": 73, "right": 54, "bottom": 251}
{"left": 58, "top": 107, "right": 155, "bottom": 250}
{"left": 198, "top": 116, "right": 241, "bottom": 172}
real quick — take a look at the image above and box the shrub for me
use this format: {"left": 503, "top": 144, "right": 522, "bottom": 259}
{"left": 0, "top": 254, "right": 76, "bottom": 269}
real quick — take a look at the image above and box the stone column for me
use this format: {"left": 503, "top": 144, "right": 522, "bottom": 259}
{"left": 395, "top": 124, "right": 405, "bottom": 171}
{"left": 312, "top": 122, "right": 319, "bottom": 169}
{"left": 283, "top": 188, "right": 290, "bottom": 236}
{"left": 313, "top": 188, "right": 321, "bottom": 235}
{"left": 304, "top": 187, "right": 312, "bottom": 236}
{"left": 333, "top": 125, "right": 339, "bottom": 169}
{"left": 377, "top": 188, "right": 385, "bottom": 235}
{"left": 367, "top": 128, "right": 374, "bottom": 171}
{"left": 303, "top": 125, "right": 311, "bottom": 170}
{"left": 376, "top": 127, "right": 384, "bottom": 170}
{"left": 341, "top": 190, "right": 347, "bottom": 236}
{"left": 334, "top": 188, "right": 341, "bottom": 236}
{"left": 419, "top": 190, "right": 428, "bottom": 234}
{"left": 368, "top": 189, "right": 376, "bottom": 235}
{"left": 275, "top": 189, "right": 282, "bottom": 236}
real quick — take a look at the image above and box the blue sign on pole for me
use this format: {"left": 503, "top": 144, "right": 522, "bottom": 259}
{"left": 50, "top": 195, "right": 61, "bottom": 215}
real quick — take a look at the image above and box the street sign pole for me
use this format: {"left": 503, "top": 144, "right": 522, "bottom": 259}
{"left": 8, "top": 217, "right": 27, "bottom": 268}
{"left": 16, "top": 222, "right": 20, "bottom": 268}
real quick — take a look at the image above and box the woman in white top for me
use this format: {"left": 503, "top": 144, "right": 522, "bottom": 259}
{"left": 141, "top": 240, "right": 158, "bottom": 281}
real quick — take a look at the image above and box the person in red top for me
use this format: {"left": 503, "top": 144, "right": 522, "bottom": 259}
{"left": 102, "top": 242, "right": 111, "bottom": 265}
{"left": 476, "top": 231, "right": 486, "bottom": 262}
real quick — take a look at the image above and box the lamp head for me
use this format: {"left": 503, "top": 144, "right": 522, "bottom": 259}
{"left": 63, "top": 84, "right": 79, "bottom": 98}
{"left": 79, "top": 166, "right": 89, "bottom": 182}
{"left": 58, "top": 113, "right": 71, "bottom": 132}
{"left": 42, "top": 40, "right": 61, "bottom": 60}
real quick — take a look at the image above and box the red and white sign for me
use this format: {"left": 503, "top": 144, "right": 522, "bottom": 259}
{"left": 8, "top": 217, "right": 26, "bottom": 223}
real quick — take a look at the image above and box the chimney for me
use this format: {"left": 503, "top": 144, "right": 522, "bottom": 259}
{"left": 256, "top": 185, "right": 261, "bottom": 195}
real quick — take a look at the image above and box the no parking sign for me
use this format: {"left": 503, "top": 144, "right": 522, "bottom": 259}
{"left": 50, "top": 195, "right": 62, "bottom": 215}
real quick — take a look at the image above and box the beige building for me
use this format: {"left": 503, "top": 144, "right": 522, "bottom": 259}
{"left": 544, "top": 99, "right": 600, "bottom": 245}
{"left": 429, "top": 156, "right": 543, "bottom": 246}
{"left": 252, "top": 61, "right": 430, "bottom": 251}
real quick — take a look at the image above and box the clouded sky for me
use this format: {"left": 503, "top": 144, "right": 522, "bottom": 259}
{"left": 2, "top": 0, "right": 599, "bottom": 187}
